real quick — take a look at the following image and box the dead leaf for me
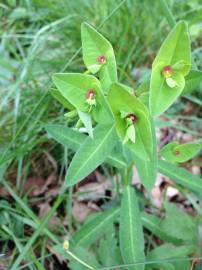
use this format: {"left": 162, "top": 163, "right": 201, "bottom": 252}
{"left": 72, "top": 201, "right": 97, "bottom": 223}
{"left": 38, "top": 202, "right": 60, "bottom": 227}
{"left": 76, "top": 171, "right": 111, "bottom": 201}
{"left": 166, "top": 186, "right": 179, "bottom": 199}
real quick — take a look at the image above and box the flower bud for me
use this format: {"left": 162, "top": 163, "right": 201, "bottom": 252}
{"left": 173, "top": 150, "right": 180, "bottom": 156}
{"left": 63, "top": 240, "right": 69, "bottom": 251}
{"left": 97, "top": 55, "right": 106, "bottom": 64}
{"left": 85, "top": 89, "right": 96, "bottom": 106}
{"left": 162, "top": 65, "right": 173, "bottom": 78}
{"left": 126, "top": 113, "right": 138, "bottom": 124}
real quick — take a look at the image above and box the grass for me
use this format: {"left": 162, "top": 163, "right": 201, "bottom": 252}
{"left": 0, "top": 0, "right": 202, "bottom": 269}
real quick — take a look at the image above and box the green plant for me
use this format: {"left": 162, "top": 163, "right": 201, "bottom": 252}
{"left": 1, "top": 1, "right": 202, "bottom": 269}
{"left": 45, "top": 19, "right": 202, "bottom": 270}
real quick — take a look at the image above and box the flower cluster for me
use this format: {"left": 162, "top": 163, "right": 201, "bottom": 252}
{"left": 122, "top": 113, "right": 138, "bottom": 144}
{"left": 162, "top": 65, "right": 178, "bottom": 88}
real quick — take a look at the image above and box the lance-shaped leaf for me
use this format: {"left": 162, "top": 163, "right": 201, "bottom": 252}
{"left": 149, "top": 21, "right": 191, "bottom": 116}
{"left": 52, "top": 73, "right": 113, "bottom": 123}
{"left": 146, "top": 244, "right": 195, "bottom": 270}
{"left": 45, "top": 124, "right": 126, "bottom": 169}
{"left": 158, "top": 160, "right": 202, "bottom": 194}
{"left": 141, "top": 213, "right": 181, "bottom": 245}
{"left": 182, "top": 69, "right": 202, "bottom": 95}
{"left": 98, "top": 225, "right": 122, "bottom": 267}
{"left": 160, "top": 141, "right": 201, "bottom": 163}
{"left": 49, "top": 88, "right": 75, "bottom": 110}
{"left": 108, "top": 83, "right": 153, "bottom": 161}
{"left": 132, "top": 118, "right": 157, "bottom": 190}
{"left": 119, "top": 186, "right": 145, "bottom": 270}
{"left": 81, "top": 22, "right": 117, "bottom": 91}
{"left": 72, "top": 208, "right": 119, "bottom": 247}
{"left": 64, "top": 124, "right": 117, "bottom": 188}
{"left": 160, "top": 202, "right": 198, "bottom": 243}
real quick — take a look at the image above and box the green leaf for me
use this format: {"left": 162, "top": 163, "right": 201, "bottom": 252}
{"left": 141, "top": 213, "right": 181, "bottom": 245}
{"left": 108, "top": 148, "right": 127, "bottom": 169}
{"left": 45, "top": 124, "right": 126, "bottom": 169}
{"left": 52, "top": 73, "right": 113, "bottom": 123}
{"left": 160, "top": 141, "right": 201, "bottom": 163}
{"left": 45, "top": 124, "right": 85, "bottom": 151}
{"left": 119, "top": 186, "right": 145, "bottom": 270}
{"left": 108, "top": 83, "right": 153, "bottom": 161}
{"left": 158, "top": 160, "right": 202, "bottom": 194}
{"left": 160, "top": 202, "right": 198, "bottom": 243}
{"left": 146, "top": 244, "right": 195, "bottom": 270}
{"left": 49, "top": 88, "right": 75, "bottom": 110}
{"left": 126, "top": 124, "right": 136, "bottom": 144}
{"left": 132, "top": 118, "right": 157, "bottom": 190}
{"left": 64, "top": 124, "right": 117, "bottom": 187}
{"left": 147, "top": 243, "right": 195, "bottom": 260}
{"left": 81, "top": 22, "right": 117, "bottom": 91}
{"left": 98, "top": 225, "right": 122, "bottom": 267}
{"left": 149, "top": 21, "right": 191, "bottom": 116}
{"left": 78, "top": 111, "right": 93, "bottom": 138}
{"left": 72, "top": 208, "right": 119, "bottom": 247}
{"left": 182, "top": 69, "right": 202, "bottom": 94}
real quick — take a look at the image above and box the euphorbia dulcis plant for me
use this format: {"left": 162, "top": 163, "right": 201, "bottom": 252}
{"left": 149, "top": 21, "right": 191, "bottom": 116}
{"left": 46, "top": 21, "right": 201, "bottom": 270}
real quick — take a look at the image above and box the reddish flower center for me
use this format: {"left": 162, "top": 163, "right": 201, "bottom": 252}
{"left": 85, "top": 89, "right": 95, "bottom": 99}
{"left": 162, "top": 65, "right": 173, "bottom": 77}
{"left": 174, "top": 150, "right": 180, "bottom": 156}
{"left": 126, "top": 113, "right": 138, "bottom": 124}
{"left": 97, "top": 55, "right": 106, "bottom": 64}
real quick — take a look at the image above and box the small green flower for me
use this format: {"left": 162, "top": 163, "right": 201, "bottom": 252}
{"left": 85, "top": 89, "right": 97, "bottom": 108}
{"left": 123, "top": 113, "right": 138, "bottom": 144}
{"left": 97, "top": 55, "right": 106, "bottom": 64}
{"left": 162, "top": 65, "right": 178, "bottom": 88}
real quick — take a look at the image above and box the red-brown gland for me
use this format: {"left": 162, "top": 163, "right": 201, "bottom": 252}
{"left": 85, "top": 89, "right": 95, "bottom": 99}
{"left": 126, "top": 113, "right": 138, "bottom": 124}
{"left": 173, "top": 150, "right": 181, "bottom": 156}
{"left": 97, "top": 55, "right": 106, "bottom": 64}
{"left": 162, "top": 65, "right": 173, "bottom": 78}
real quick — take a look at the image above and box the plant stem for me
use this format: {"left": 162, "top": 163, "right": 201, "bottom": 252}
{"left": 159, "top": 0, "right": 176, "bottom": 28}
{"left": 66, "top": 250, "right": 95, "bottom": 270}
{"left": 123, "top": 161, "right": 133, "bottom": 186}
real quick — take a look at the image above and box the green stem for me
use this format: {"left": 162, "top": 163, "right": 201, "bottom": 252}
{"left": 159, "top": 0, "right": 176, "bottom": 28}
{"left": 123, "top": 161, "right": 133, "bottom": 187}
{"left": 66, "top": 250, "right": 95, "bottom": 270}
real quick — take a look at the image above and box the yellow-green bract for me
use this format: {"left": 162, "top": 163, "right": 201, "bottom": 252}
{"left": 108, "top": 83, "right": 153, "bottom": 161}
{"left": 52, "top": 73, "right": 113, "bottom": 124}
{"left": 81, "top": 22, "right": 117, "bottom": 92}
{"left": 149, "top": 21, "right": 191, "bottom": 116}
{"left": 160, "top": 141, "right": 201, "bottom": 163}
